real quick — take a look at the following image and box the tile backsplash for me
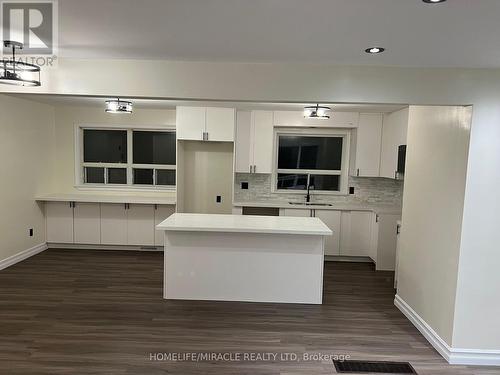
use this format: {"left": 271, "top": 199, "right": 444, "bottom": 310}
{"left": 234, "top": 173, "right": 403, "bottom": 207}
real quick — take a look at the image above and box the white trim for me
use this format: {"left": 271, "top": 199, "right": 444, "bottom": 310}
{"left": 395, "top": 294, "right": 500, "bottom": 366}
{"left": 0, "top": 243, "right": 48, "bottom": 271}
{"left": 48, "top": 243, "right": 162, "bottom": 251}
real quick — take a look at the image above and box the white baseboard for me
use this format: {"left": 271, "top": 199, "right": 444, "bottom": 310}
{"left": 395, "top": 294, "right": 500, "bottom": 366}
{"left": 0, "top": 242, "right": 48, "bottom": 271}
{"left": 48, "top": 243, "right": 162, "bottom": 251}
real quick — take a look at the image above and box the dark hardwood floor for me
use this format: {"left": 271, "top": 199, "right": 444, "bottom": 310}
{"left": 0, "top": 249, "right": 498, "bottom": 375}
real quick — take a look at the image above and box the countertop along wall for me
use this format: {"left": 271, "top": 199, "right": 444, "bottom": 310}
{"left": 0, "top": 95, "right": 55, "bottom": 264}
{"left": 53, "top": 105, "right": 176, "bottom": 197}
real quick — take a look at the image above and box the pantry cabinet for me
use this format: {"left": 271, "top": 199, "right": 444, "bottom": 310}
{"left": 176, "top": 106, "right": 235, "bottom": 142}
{"left": 235, "top": 110, "right": 274, "bottom": 174}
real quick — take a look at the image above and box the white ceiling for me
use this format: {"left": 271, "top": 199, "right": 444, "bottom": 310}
{"left": 56, "top": 0, "right": 500, "bottom": 68}
{"left": 9, "top": 94, "right": 407, "bottom": 113}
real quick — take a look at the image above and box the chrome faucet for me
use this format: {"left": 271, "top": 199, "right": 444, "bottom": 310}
{"left": 305, "top": 175, "right": 312, "bottom": 203}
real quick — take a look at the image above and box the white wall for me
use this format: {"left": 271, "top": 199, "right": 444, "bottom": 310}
{"left": 53, "top": 105, "right": 176, "bottom": 194}
{"left": 0, "top": 95, "right": 55, "bottom": 262}
{"left": 397, "top": 106, "right": 471, "bottom": 345}
{"left": 452, "top": 102, "right": 500, "bottom": 350}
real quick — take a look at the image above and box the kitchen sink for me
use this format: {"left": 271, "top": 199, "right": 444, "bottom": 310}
{"left": 288, "top": 202, "right": 333, "bottom": 207}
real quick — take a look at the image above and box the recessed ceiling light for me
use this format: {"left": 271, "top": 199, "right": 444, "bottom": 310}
{"left": 304, "top": 104, "right": 331, "bottom": 119}
{"left": 365, "top": 47, "right": 385, "bottom": 54}
{"left": 422, "top": 0, "right": 447, "bottom": 3}
{"left": 105, "top": 98, "right": 133, "bottom": 114}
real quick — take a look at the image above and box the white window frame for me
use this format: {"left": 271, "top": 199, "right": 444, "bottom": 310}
{"left": 273, "top": 128, "right": 351, "bottom": 195}
{"left": 74, "top": 123, "right": 176, "bottom": 192}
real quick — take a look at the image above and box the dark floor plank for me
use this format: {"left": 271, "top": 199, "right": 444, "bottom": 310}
{"left": 0, "top": 249, "right": 498, "bottom": 375}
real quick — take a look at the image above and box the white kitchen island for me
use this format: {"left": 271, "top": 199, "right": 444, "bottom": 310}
{"left": 156, "top": 213, "right": 332, "bottom": 304}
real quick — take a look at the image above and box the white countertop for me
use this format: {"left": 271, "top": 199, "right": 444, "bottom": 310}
{"left": 157, "top": 213, "right": 332, "bottom": 236}
{"left": 36, "top": 193, "right": 176, "bottom": 205}
{"left": 233, "top": 200, "right": 401, "bottom": 215}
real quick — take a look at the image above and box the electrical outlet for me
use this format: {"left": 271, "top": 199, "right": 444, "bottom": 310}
{"left": 349, "top": 187, "right": 355, "bottom": 195}
{"left": 216, "top": 195, "right": 222, "bottom": 203}
{"left": 241, "top": 182, "right": 249, "bottom": 190}
{"left": 29, "top": 228, "right": 34, "bottom": 237}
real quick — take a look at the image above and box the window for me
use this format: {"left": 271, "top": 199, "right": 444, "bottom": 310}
{"left": 80, "top": 127, "right": 176, "bottom": 188}
{"left": 275, "top": 131, "right": 349, "bottom": 193}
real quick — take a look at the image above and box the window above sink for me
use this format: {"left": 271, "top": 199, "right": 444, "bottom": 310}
{"left": 273, "top": 128, "right": 350, "bottom": 195}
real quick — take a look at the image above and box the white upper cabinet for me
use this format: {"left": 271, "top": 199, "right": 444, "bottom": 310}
{"left": 176, "top": 106, "right": 235, "bottom": 142}
{"left": 352, "top": 113, "right": 383, "bottom": 177}
{"left": 273, "top": 111, "right": 358, "bottom": 128}
{"left": 380, "top": 108, "right": 409, "bottom": 179}
{"left": 176, "top": 106, "right": 206, "bottom": 141}
{"left": 206, "top": 107, "right": 235, "bottom": 142}
{"left": 235, "top": 110, "right": 274, "bottom": 174}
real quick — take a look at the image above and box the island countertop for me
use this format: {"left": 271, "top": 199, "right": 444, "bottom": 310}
{"left": 157, "top": 213, "right": 332, "bottom": 236}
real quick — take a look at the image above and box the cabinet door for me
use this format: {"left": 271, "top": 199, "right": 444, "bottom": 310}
{"left": 206, "top": 107, "right": 235, "bottom": 142}
{"left": 154, "top": 205, "right": 176, "bottom": 246}
{"left": 176, "top": 106, "right": 206, "bottom": 141}
{"left": 100, "top": 203, "right": 128, "bottom": 245}
{"left": 251, "top": 111, "right": 274, "bottom": 174}
{"left": 235, "top": 111, "right": 252, "bottom": 173}
{"left": 73, "top": 203, "right": 101, "bottom": 244}
{"left": 127, "top": 204, "right": 155, "bottom": 246}
{"left": 280, "top": 208, "right": 311, "bottom": 217}
{"left": 314, "top": 210, "right": 341, "bottom": 256}
{"left": 376, "top": 214, "right": 401, "bottom": 271}
{"left": 354, "top": 114, "right": 383, "bottom": 177}
{"left": 380, "top": 108, "right": 409, "bottom": 179}
{"left": 340, "top": 211, "right": 373, "bottom": 257}
{"left": 46, "top": 202, "right": 74, "bottom": 243}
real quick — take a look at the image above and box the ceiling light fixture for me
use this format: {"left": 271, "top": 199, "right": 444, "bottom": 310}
{"left": 105, "top": 98, "right": 133, "bottom": 114}
{"left": 422, "top": 0, "right": 447, "bottom": 3}
{"left": 365, "top": 47, "right": 385, "bottom": 54}
{"left": 0, "top": 41, "right": 41, "bottom": 87}
{"left": 304, "top": 104, "right": 331, "bottom": 119}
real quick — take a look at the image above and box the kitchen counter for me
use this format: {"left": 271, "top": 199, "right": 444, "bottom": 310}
{"left": 157, "top": 213, "right": 331, "bottom": 236}
{"left": 233, "top": 200, "right": 401, "bottom": 215}
{"left": 157, "top": 213, "right": 331, "bottom": 304}
{"left": 36, "top": 193, "right": 176, "bottom": 205}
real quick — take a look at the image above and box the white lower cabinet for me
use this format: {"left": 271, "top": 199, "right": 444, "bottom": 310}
{"left": 46, "top": 201, "right": 176, "bottom": 247}
{"left": 373, "top": 214, "right": 401, "bottom": 271}
{"left": 73, "top": 203, "right": 101, "bottom": 244}
{"left": 279, "top": 206, "right": 400, "bottom": 267}
{"left": 100, "top": 203, "right": 128, "bottom": 245}
{"left": 154, "top": 205, "right": 176, "bottom": 246}
{"left": 314, "top": 210, "right": 341, "bottom": 256}
{"left": 46, "top": 201, "right": 74, "bottom": 243}
{"left": 127, "top": 204, "right": 155, "bottom": 246}
{"left": 339, "top": 211, "right": 373, "bottom": 257}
